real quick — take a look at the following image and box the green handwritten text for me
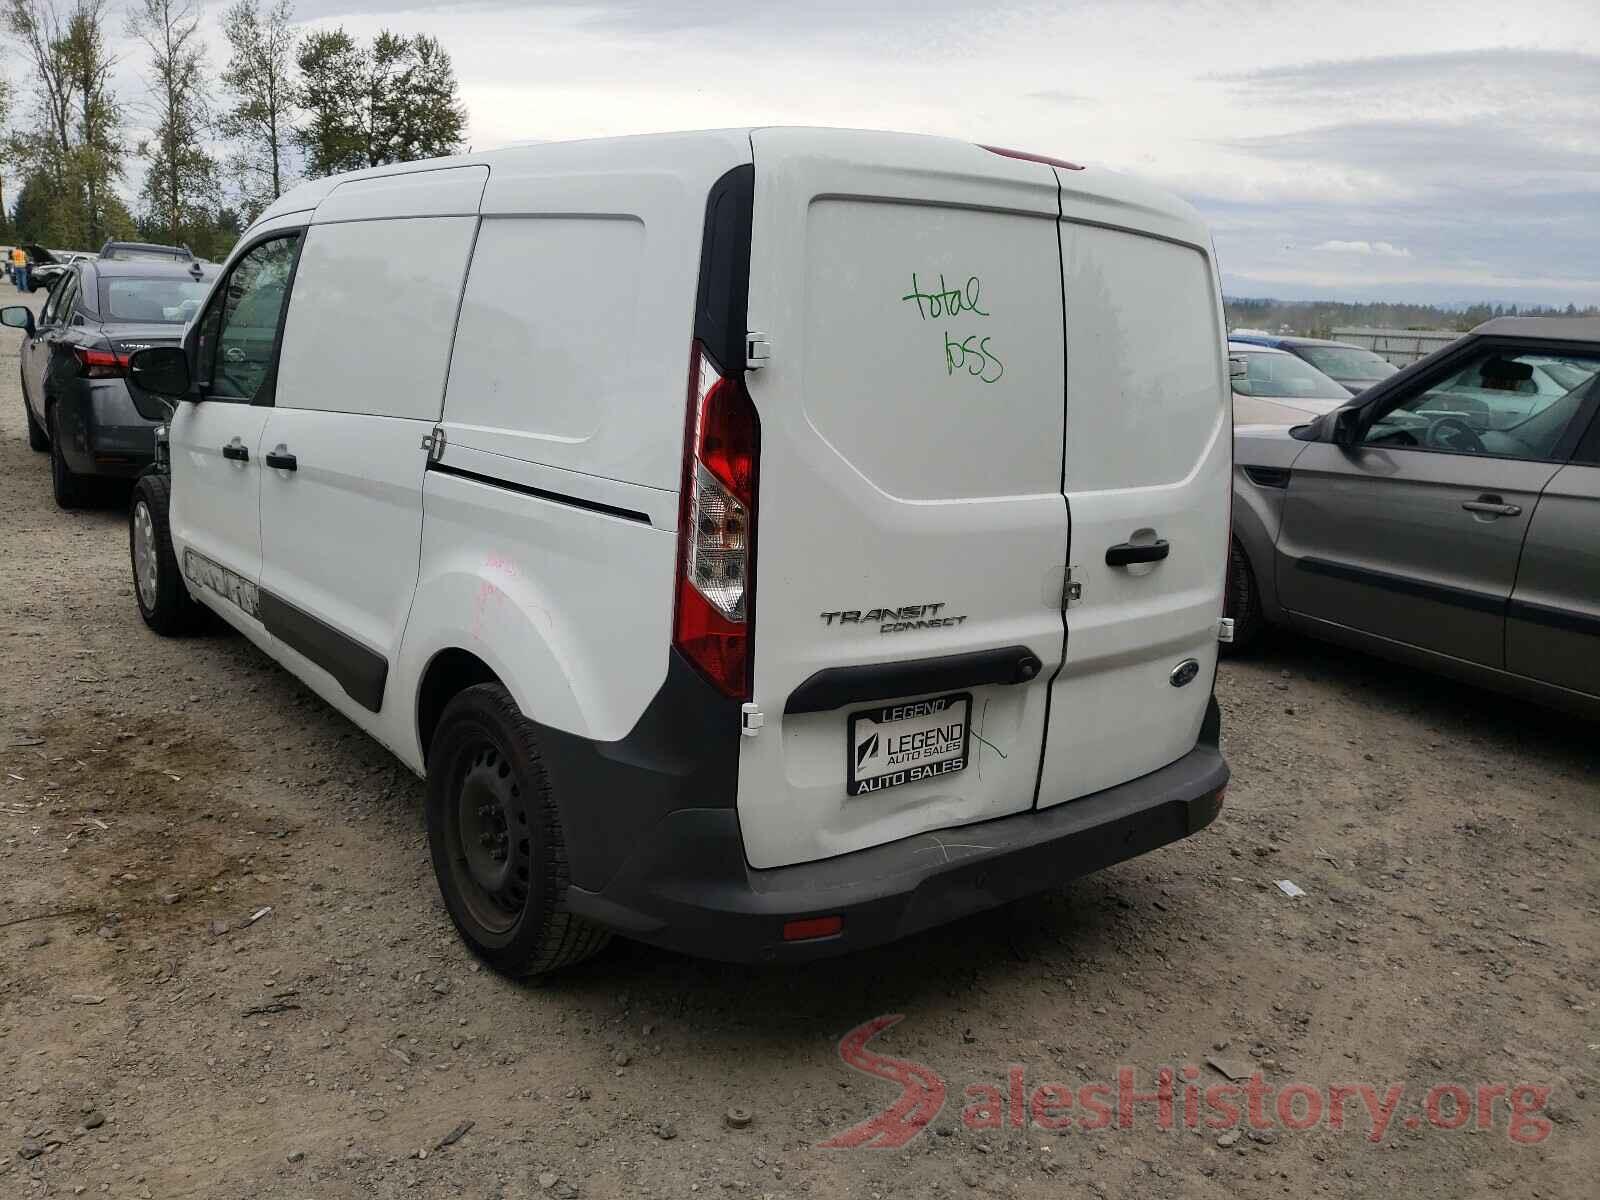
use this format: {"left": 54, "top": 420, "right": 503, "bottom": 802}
{"left": 901, "top": 273, "right": 990, "bottom": 321}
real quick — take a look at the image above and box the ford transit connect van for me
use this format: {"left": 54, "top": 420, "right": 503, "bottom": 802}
{"left": 124, "top": 129, "right": 1231, "bottom": 975}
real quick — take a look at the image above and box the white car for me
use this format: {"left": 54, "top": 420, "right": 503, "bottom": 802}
{"left": 1229, "top": 339, "right": 1353, "bottom": 426}
{"left": 123, "top": 129, "right": 1232, "bottom": 974}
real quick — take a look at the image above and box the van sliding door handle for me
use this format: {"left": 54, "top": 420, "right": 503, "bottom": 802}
{"left": 221, "top": 442, "right": 249, "bottom": 462}
{"left": 264, "top": 446, "right": 297, "bottom": 471}
{"left": 1106, "top": 539, "right": 1170, "bottom": 567}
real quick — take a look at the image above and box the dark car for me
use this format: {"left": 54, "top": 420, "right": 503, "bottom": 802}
{"left": 4, "top": 256, "right": 216, "bottom": 507}
{"left": 1227, "top": 316, "right": 1600, "bottom": 719}
{"left": 1227, "top": 333, "right": 1399, "bottom": 395}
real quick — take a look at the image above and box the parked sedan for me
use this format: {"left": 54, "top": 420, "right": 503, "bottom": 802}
{"left": 1227, "top": 316, "right": 1600, "bottom": 719}
{"left": 1229, "top": 332, "right": 1400, "bottom": 395}
{"left": 1229, "top": 339, "right": 1352, "bottom": 426}
{"left": 4, "top": 256, "right": 215, "bottom": 507}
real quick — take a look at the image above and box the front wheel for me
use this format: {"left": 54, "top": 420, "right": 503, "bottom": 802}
{"left": 48, "top": 404, "right": 91, "bottom": 508}
{"left": 130, "top": 474, "right": 205, "bottom": 636}
{"left": 425, "top": 683, "right": 611, "bottom": 977}
{"left": 23, "top": 388, "right": 47, "bottom": 451}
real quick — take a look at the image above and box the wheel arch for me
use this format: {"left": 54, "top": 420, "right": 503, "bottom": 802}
{"left": 415, "top": 647, "right": 502, "bottom": 765}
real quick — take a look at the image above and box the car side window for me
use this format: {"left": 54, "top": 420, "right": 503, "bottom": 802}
{"left": 38, "top": 275, "right": 68, "bottom": 326}
{"left": 63, "top": 271, "right": 86, "bottom": 323}
{"left": 1362, "top": 348, "right": 1600, "bottom": 463}
{"left": 201, "top": 233, "right": 300, "bottom": 404}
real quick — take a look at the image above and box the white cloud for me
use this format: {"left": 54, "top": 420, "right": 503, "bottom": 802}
{"left": 1315, "top": 241, "right": 1413, "bottom": 258}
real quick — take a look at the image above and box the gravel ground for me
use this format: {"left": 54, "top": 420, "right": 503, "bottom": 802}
{"left": 1, "top": 300, "right": 1596, "bottom": 1199}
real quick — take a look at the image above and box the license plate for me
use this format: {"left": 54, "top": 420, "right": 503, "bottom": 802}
{"left": 847, "top": 692, "right": 971, "bottom": 797}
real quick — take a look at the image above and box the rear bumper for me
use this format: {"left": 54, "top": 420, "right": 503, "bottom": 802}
{"left": 58, "top": 380, "right": 158, "bottom": 476}
{"left": 565, "top": 698, "right": 1227, "bottom": 963}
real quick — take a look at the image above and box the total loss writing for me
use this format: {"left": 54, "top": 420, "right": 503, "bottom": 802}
{"left": 901, "top": 272, "right": 1005, "bottom": 384}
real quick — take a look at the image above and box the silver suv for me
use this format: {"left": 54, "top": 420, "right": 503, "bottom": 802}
{"left": 1228, "top": 316, "right": 1600, "bottom": 719}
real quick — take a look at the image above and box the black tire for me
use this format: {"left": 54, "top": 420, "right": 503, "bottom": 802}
{"left": 47, "top": 403, "right": 92, "bottom": 509}
{"left": 1222, "top": 538, "right": 1264, "bottom": 655}
{"left": 24, "top": 396, "right": 48, "bottom": 450}
{"left": 425, "top": 683, "right": 611, "bottom": 977}
{"left": 130, "top": 474, "right": 205, "bottom": 636}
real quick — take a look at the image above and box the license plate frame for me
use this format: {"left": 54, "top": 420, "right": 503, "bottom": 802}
{"left": 846, "top": 692, "right": 972, "bottom": 797}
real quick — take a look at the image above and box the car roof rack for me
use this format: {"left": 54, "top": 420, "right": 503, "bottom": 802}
{"left": 98, "top": 239, "right": 195, "bottom": 262}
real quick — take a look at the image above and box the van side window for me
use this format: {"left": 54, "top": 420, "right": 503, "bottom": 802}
{"left": 272, "top": 215, "right": 476, "bottom": 421}
{"left": 204, "top": 233, "right": 300, "bottom": 405}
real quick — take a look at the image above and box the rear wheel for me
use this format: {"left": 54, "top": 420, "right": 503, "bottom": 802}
{"left": 130, "top": 474, "right": 204, "bottom": 635}
{"left": 1222, "top": 538, "right": 1264, "bottom": 655}
{"left": 47, "top": 403, "right": 91, "bottom": 508}
{"left": 425, "top": 683, "right": 611, "bottom": 977}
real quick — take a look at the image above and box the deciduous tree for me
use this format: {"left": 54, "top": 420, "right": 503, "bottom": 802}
{"left": 127, "top": 0, "right": 218, "bottom": 250}
{"left": 220, "top": 0, "right": 296, "bottom": 220}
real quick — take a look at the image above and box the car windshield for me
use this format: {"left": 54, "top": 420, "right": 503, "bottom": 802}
{"left": 1232, "top": 351, "right": 1350, "bottom": 399}
{"left": 1297, "top": 346, "right": 1398, "bottom": 380}
{"left": 101, "top": 276, "right": 211, "bottom": 323}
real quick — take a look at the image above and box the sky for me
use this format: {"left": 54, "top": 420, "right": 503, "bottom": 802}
{"left": 90, "top": 0, "right": 1600, "bottom": 305}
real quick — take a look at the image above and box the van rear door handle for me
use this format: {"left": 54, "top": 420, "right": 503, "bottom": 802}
{"left": 1106, "top": 538, "right": 1170, "bottom": 567}
{"left": 221, "top": 441, "right": 249, "bottom": 462}
{"left": 264, "top": 445, "right": 297, "bottom": 471}
{"left": 1462, "top": 495, "right": 1520, "bottom": 517}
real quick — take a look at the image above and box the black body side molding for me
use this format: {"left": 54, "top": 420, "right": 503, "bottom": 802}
{"left": 1295, "top": 556, "right": 1506, "bottom": 616}
{"left": 785, "top": 646, "right": 1044, "bottom": 715}
{"left": 427, "top": 461, "right": 651, "bottom": 525}
{"left": 259, "top": 591, "right": 388, "bottom": 713}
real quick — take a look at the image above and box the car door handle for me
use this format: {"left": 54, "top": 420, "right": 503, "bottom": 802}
{"left": 1106, "top": 538, "right": 1171, "bottom": 567}
{"left": 221, "top": 441, "right": 249, "bottom": 462}
{"left": 1461, "top": 496, "right": 1521, "bottom": 517}
{"left": 264, "top": 446, "right": 297, "bottom": 471}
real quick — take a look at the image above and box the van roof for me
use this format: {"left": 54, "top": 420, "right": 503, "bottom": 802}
{"left": 249, "top": 127, "right": 1210, "bottom": 250}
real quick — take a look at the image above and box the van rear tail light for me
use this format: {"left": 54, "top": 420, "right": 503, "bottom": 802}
{"left": 74, "top": 346, "right": 127, "bottom": 378}
{"left": 674, "top": 342, "right": 759, "bottom": 699}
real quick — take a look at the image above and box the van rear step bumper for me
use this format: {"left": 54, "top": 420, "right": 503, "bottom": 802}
{"left": 564, "top": 702, "right": 1227, "bottom": 963}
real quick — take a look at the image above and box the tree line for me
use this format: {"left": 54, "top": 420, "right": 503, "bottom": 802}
{"left": 1226, "top": 296, "right": 1600, "bottom": 338}
{"left": 1, "top": 0, "right": 468, "bottom": 260}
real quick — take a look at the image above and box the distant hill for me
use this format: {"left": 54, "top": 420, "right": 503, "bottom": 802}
{"left": 1224, "top": 297, "right": 1600, "bottom": 338}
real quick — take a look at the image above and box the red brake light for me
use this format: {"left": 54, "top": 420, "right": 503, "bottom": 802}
{"left": 674, "top": 341, "right": 759, "bottom": 699}
{"left": 978, "top": 144, "right": 1085, "bottom": 171}
{"left": 74, "top": 347, "right": 127, "bottom": 378}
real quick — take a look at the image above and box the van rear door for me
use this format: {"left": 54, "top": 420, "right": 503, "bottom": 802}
{"left": 739, "top": 130, "right": 1067, "bottom": 870}
{"left": 1035, "top": 211, "right": 1230, "bottom": 806}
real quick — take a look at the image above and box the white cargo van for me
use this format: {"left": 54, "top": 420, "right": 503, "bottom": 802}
{"left": 124, "top": 129, "right": 1231, "bottom": 974}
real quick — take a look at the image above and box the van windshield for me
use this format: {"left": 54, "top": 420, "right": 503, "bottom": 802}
{"left": 101, "top": 277, "right": 211, "bottom": 323}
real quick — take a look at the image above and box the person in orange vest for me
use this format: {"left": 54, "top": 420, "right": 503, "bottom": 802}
{"left": 9, "top": 246, "right": 27, "bottom": 292}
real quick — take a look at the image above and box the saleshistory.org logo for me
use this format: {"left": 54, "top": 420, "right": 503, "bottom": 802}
{"left": 818, "top": 1016, "right": 1556, "bottom": 1149}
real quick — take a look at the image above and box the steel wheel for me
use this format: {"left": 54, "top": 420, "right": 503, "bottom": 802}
{"left": 132, "top": 499, "right": 160, "bottom": 612}
{"left": 448, "top": 740, "right": 533, "bottom": 936}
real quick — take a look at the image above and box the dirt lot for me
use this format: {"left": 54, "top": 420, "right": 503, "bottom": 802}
{"left": 1, "top": 303, "right": 1595, "bottom": 1199}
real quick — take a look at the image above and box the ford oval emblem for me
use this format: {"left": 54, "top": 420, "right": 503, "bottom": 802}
{"left": 1169, "top": 659, "right": 1200, "bottom": 688}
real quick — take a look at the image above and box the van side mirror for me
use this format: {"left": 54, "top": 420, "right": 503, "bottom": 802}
{"left": 1331, "top": 406, "right": 1363, "bottom": 448}
{"left": 0, "top": 305, "right": 34, "bottom": 336}
{"left": 127, "top": 346, "right": 192, "bottom": 418}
